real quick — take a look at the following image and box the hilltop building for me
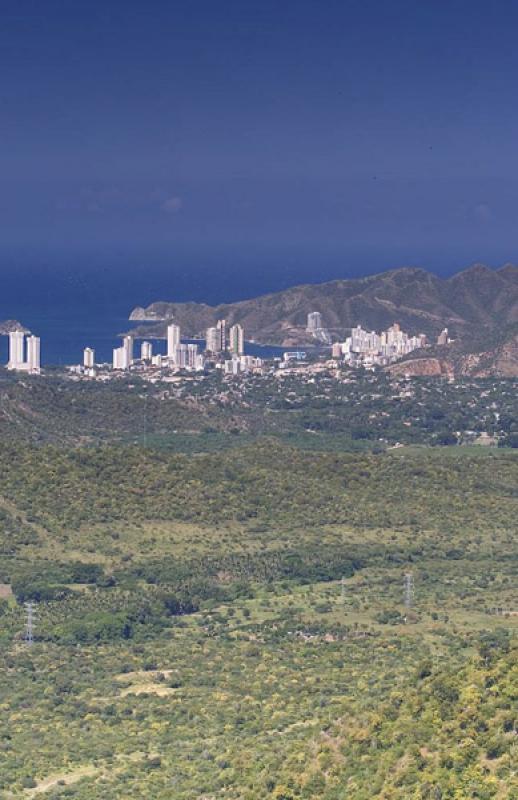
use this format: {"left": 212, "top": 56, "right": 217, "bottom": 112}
{"left": 306, "top": 311, "right": 322, "bottom": 332}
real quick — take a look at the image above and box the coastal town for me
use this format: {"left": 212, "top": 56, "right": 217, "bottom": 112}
{"left": 4, "top": 313, "right": 450, "bottom": 381}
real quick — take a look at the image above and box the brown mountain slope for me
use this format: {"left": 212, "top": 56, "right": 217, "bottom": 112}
{"left": 129, "top": 264, "right": 518, "bottom": 346}
{"left": 389, "top": 322, "right": 518, "bottom": 378}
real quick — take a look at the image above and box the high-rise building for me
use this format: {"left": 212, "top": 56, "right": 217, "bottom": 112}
{"left": 186, "top": 343, "right": 199, "bottom": 368}
{"left": 216, "top": 319, "right": 227, "bottom": 351}
{"left": 229, "top": 324, "right": 244, "bottom": 355}
{"left": 26, "top": 336, "right": 40, "bottom": 374}
{"left": 307, "top": 311, "right": 322, "bottom": 332}
{"left": 7, "top": 331, "right": 41, "bottom": 373}
{"left": 113, "top": 346, "right": 129, "bottom": 370}
{"left": 167, "top": 324, "right": 181, "bottom": 360}
{"left": 83, "top": 347, "right": 95, "bottom": 369}
{"left": 205, "top": 326, "right": 220, "bottom": 353}
{"left": 8, "top": 331, "right": 25, "bottom": 369}
{"left": 172, "top": 343, "right": 188, "bottom": 368}
{"left": 437, "top": 328, "right": 449, "bottom": 346}
{"left": 122, "top": 335, "right": 134, "bottom": 365}
{"left": 141, "top": 341, "right": 153, "bottom": 361}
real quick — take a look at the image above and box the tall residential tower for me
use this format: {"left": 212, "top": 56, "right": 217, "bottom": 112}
{"left": 229, "top": 324, "right": 244, "bottom": 355}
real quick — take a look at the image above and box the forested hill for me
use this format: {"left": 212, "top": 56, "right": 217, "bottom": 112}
{"left": 129, "top": 263, "right": 518, "bottom": 346}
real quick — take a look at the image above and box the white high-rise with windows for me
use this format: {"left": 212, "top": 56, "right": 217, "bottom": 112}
{"left": 141, "top": 341, "right": 153, "bottom": 361}
{"left": 8, "top": 331, "right": 25, "bottom": 369}
{"left": 167, "top": 324, "right": 181, "bottom": 360}
{"left": 26, "top": 336, "right": 41, "bottom": 373}
{"left": 83, "top": 347, "right": 95, "bottom": 368}
{"left": 7, "top": 331, "right": 41, "bottom": 374}
{"left": 229, "top": 324, "right": 244, "bottom": 355}
{"left": 113, "top": 346, "right": 129, "bottom": 370}
{"left": 187, "top": 343, "right": 199, "bottom": 368}
{"left": 216, "top": 319, "right": 226, "bottom": 351}
{"left": 122, "top": 335, "right": 134, "bottom": 365}
{"left": 307, "top": 311, "right": 322, "bottom": 332}
{"left": 205, "top": 326, "right": 220, "bottom": 353}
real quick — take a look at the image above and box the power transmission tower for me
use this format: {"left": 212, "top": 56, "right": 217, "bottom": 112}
{"left": 24, "top": 602, "right": 35, "bottom": 645}
{"left": 341, "top": 575, "right": 347, "bottom": 605}
{"left": 404, "top": 573, "right": 414, "bottom": 609}
{"left": 143, "top": 393, "right": 148, "bottom": 448}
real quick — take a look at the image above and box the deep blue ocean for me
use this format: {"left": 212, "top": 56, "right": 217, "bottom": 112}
{"left": 0, "top": 246, "right": 467, "bottom": 366}
{"left": 0, "top": 256, "right": 314, "bottom": 365}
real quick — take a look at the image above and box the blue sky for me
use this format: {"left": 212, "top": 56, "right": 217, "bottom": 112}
{"left": 1, "top": 0, "right": 518, "bottom": 287}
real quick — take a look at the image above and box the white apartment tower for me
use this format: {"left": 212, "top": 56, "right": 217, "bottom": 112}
{"left": 173, "top": 343, "right": 188, "bottom": 368}
{"left": 7, "top": 331, "right": 40, "bottom": 374}
{"left": 83, "top": 347, "right": 95, "bottom": 369}
{"left": 187, "top": 343, "right": 199, "bottom": 368}
{"left": 216, "top": 319, "right": 227, "bottom": 351}
{"left": 8, "top": 331, "right": 25, "bottom": 369}
{"left": 26, "top": 336, "right": 41, "bottom": 373}
{"left": 167, "top": 324, "right": 181, "bottom": 360}
{"left": 205, "top": 326, "right": 220, "bottom": 353}
{"left": 229, "top": 324, "right": 244, "bottom": 355}
{"left": 122, "top": 335, "right": 134, "bottom": 365}
{"left": 113, "top": 345, "right": 129, "bottom": 370}
{"left": 141, "top": 341, "right": 153, "bottom": 361}
{"left": 307, "top": 311, "right": 322, "bottom": 332}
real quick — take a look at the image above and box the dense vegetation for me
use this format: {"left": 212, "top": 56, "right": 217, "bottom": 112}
{"left": 0, "top": 426, "right": 516, "bottom": 798}
{"left": 0, "top": 369, "right": 516, "bottom": 450}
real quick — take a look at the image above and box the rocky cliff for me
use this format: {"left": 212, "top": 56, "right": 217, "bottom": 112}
{"left": 0, "top": 320, "right": 29, "bottom": 335}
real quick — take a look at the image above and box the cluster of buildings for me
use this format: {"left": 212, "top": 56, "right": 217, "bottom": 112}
{"left": 74, "top": 319, "right": 260, "bottom": 378}
{"left": 6, "top": 331, "right": 41, "bottom": 374}
{"left": 3, "top": 310, "right": 440, "bottom": 380}
{"left": 332, "top": 323, "right": 427, "bottom": 366}
{"left": 110, "top": 327, "right": 205, "bottom": 373}
{"left": 205, "top": 320, "right": 244, "bottom": 356}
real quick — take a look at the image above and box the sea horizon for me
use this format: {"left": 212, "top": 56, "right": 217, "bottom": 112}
{"left": 0, "top": 248, "right": 515, "bottom": 366}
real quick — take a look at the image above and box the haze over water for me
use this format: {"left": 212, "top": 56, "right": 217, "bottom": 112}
{"left": 3, "top": 1, "right": 518, "bottom": 364}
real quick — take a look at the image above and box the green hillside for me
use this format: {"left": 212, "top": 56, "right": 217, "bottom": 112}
{"left": 0, "top": 441, "right": 516, "bottom": 798}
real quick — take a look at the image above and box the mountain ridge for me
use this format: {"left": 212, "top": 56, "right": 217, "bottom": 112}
{"left": 129, "top": 264, "right": 518, "bottom": 350}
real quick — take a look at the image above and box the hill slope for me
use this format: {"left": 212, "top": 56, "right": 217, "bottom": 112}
{"left": 129, "top": 264, "right": 518, "bottom": 346}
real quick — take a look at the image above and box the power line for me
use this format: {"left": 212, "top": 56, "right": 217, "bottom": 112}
{"left": 404, "top": 573, "right": 414, "bottom": 609}
{"left": 24, "top": 601, "right": 36, "bottom": 645}
{"left": 143, "top": 393, "right": 147, "bottom": 447}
